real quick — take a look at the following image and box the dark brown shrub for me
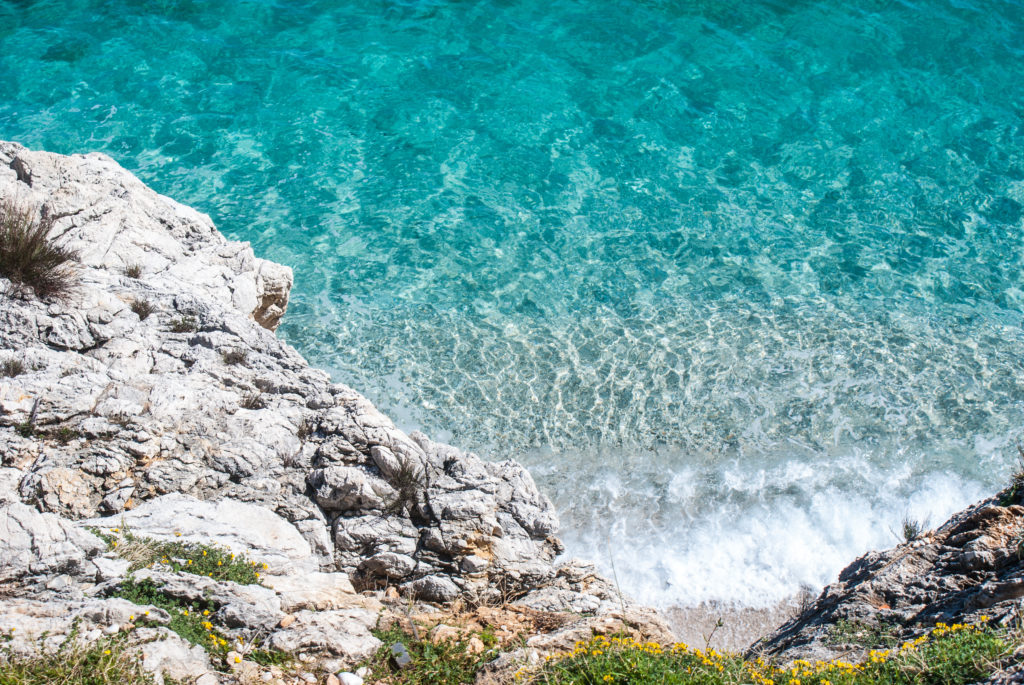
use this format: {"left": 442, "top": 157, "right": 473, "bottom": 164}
{"left": 130, "top": 298, "right": 155, "bottom": 320}
{"left": 221, "top": 348, "right": 248, "bottom": 366}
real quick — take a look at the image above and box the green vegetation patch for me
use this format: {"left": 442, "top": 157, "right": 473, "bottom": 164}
{"left": 110, "top": 578, "right": 290, "bottom": 671}
{"left": 95, "top": 528, "right": 289, "bottom": 670}
{"left": 522, "top": 619, "right": 1015, "bottom": 684}
{"left": 826, "top": 619, "right": 901, "bottom": 649}
{"left": 97, "top": 527, "right": 266, "bottom": 584}
{"left": 0, "top": 626, "right": 154, "bottom": 685}
{"left": 112, "top": 578, "right": 232, "bottom": 656}
{"left": 364, "top": 625, "right": 498, "bottom": 685}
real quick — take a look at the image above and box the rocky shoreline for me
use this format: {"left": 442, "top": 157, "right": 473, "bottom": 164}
{"left": 1, "top": 141, "right": 1023, "bottom": 683}
{"left": 0, "top": 141, "right": 670, "bottom": 683}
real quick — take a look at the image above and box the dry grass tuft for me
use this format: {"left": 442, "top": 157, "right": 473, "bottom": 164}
{"left": 0, "top": 200, "right": 78, "bottom": 300}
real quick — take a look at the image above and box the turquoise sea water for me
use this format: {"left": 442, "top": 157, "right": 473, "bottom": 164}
{"left": 4, "top": 0, "right": 1024, "bottom": 607}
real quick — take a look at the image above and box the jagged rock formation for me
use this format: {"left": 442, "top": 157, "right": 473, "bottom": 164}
{"left": 751, "top": 492, "right": 1024, "bottom": 682}
{"left": 0, "top": 141, "right": 671, "bottom": 683}
{"left": 0, "top": 140, "right": 565, "bottom": 599}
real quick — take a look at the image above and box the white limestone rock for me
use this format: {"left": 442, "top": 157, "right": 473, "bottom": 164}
{"left": 0, "top": 501, "right": 104, "bottom": 583}
{"left": 0, "top": 140, "right": 603, "bottom": 621}
{"left": 265, "top": 608, "right": 381, "bottom": 663}
{"left": 263, "top": 572, "right": 360, "bottom": 613}
{"left": 138, "top": 629, "right": 215, "bottom": 685}
{"left": 82, "top": 493, "right": 315, "bottom": 576}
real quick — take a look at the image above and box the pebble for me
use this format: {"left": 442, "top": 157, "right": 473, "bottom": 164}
{"left": 337, "top": 673, "right": 363, "bottom": 685}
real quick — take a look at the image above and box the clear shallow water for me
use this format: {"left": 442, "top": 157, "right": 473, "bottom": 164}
{"left": 4, "top": 0, "right": 1024, "bottom": 607}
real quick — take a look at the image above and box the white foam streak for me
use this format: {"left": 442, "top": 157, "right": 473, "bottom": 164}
{"left": 548, "top": 451, "right": 990, "bottom": 608}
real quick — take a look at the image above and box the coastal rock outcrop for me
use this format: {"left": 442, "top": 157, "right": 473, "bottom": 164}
{"left": 0, "top": 140, "right": 562, "bottom": 598}
{"left": 751, "top": 491, "right": 1024, "bottom": 681}
{"left": 0, "top": 141, "right": 668, "bottom": 682}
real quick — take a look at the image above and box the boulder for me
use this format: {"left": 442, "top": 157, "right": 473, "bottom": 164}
{"left": 0, "top": 502, "right": 104, "bottom": 583}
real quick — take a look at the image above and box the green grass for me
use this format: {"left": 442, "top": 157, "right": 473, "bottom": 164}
{"left": 112, "top": 578, "right": 231, "bottom": 656}
{"left": 363, "top": 625, "right": 498, "bottom": 685}
{"left": 0, "top": 627, "right": 155, "bottom": 685}
{"left": 521, "top": 620, "right": 1016, "bottom": 684}
{"left": 96, "top": 528, "right": 266, "bottom": 584}
{"left": 826, "top": 619, "right": 901, "bottom": 649}
{"left": 899, "top": 515, "right": 927, "bottom": 542}
{"left": 94, "top": 529, "right": 289, "bottom": 669}
{"left": 110, "top": 578, "right": 291, "bottom": 671}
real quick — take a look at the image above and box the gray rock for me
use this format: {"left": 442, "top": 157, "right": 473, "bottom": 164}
{"left": 359, "top": 552, "right": 417, "bottom": 580}
{"left": 752, "top": 497, "right": 1024, "bottom": 664}
{"left": 82, "top": 494, "right": 315, "bottom": 576}
{"left": 338, "top": 673, "right": 364, "bottom": 685}
{"left": 409, "top": 575, "right": 461, "bottom": 603}
{"left": 0, "top": 502, "right": 104, "bottom": 583}
{"left": 138, "top": 628, "right": 215, "bottom": 683}
{"left": 91, "top": 556, "right": 131, "bottom": 582}
{"left": 265, "top": 609, "right": 381, "bottom": 663}
{"left": 309, "top": 466, "right": 387, "bottom": 511}
{"left": 460, "top": 554, "right": 489, "bottom": 574}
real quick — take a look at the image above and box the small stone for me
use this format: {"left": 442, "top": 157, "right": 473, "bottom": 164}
{"left": 429, "top": 624, "right": 462, "bottom": 644}
{"left": 409, "top": 575, "right": 460, "bottom": 603}
{"left": 384, "top": 586, "right": 400, "bottom": 600}
{"left": 278, "top": 614, "right": 296, "bottom": 628}
{"left": 390, "top": 642, "right": 412, "bottom": 669}
{"left": 300, "top": 672, "right": 317, "bottom": 683}
{"left": 102, "top": 625, "right": 120, "bottom": 635}
{"left": 46, "top": 574, "right": 72, "bottom": 591}
{"left": 467, "top": 637, "right": 485, "bottom": 654}
{"left": 337, "top": 673, "right": 363, "bottom": 685}
{"left": 460, "top": 555, "right": 488, "bottom": 573}
{"left": 355, "top": 667, "right": 369, "bottom": 678}
{"left": 261, "top": 673, "right": 274, "bottom": 682}
{"left": 196, "top": 675, "right": 219, "bottom": 685}
{"left": 325, "top": 675, "right": 341, "bottom": 685}
{"left": 227, "top": 650, "right": 242, "bottom": 666}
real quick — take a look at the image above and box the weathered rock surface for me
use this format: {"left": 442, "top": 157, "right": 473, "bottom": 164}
{"left": 0, "top": 501, "right": 104, "bottom": 583}
{"left": 0, "top": 141, "right": 658, "bottom": 681}
{"left": 0, "top": 140, "right": 567, "bottom": 602}
{"left": 81, "top": 493, "right": 317, "bottom": 576}
{"left": 751, "top": 491, "right": 1024, "bottom": 681}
